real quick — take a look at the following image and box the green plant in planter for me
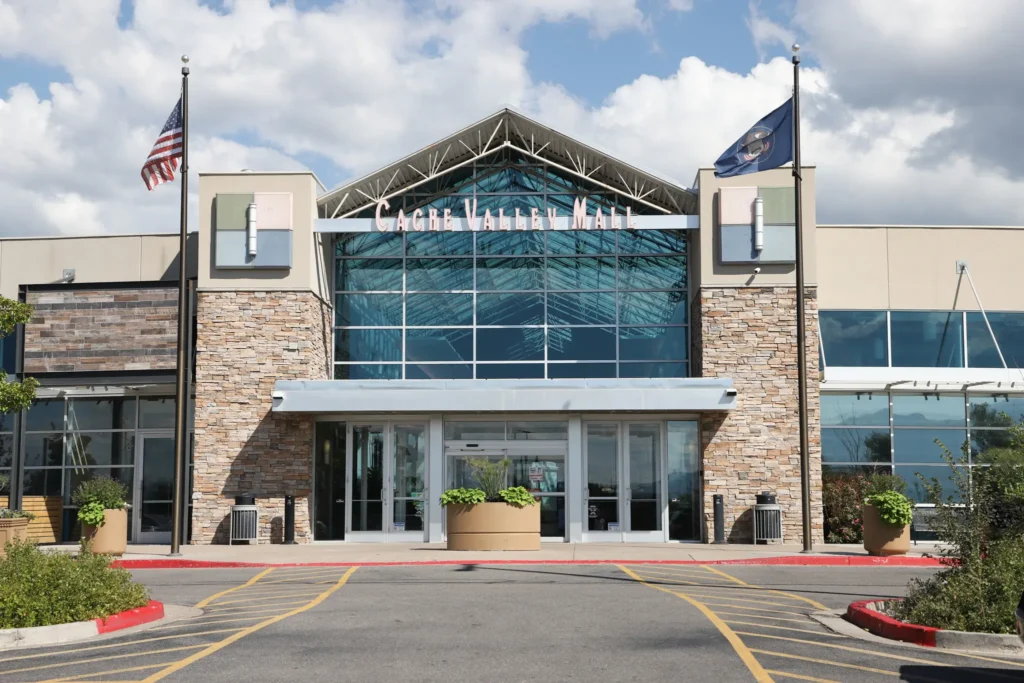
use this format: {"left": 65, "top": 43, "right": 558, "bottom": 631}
{"left": 498, "top": 486, "right": 538, "bottom": 508}
{"left": 467, "top": 458, "right": 510, "bottom": 502}
{"left": 440, "top": 488, "right": 486, "bottom": 506}
{"left": 72, "top": 477, "right": 128, "bottom": 528}
{"left": 0, "top": 508, "right": 35, "bottom": 520}
{"left": 865, "top": 490, "right": 913, "bottom": 527}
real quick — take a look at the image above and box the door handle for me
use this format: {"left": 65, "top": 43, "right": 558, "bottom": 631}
{"left": 334, "top": 499, "right": 343, "bottom": 503}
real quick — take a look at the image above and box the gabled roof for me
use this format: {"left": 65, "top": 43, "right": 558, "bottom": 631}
{"left": 318, "top": 107, "right": 697, "bottom": 219}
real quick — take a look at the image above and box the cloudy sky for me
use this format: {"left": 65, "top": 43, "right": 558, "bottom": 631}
{"left": 0, "top": 0, "right": 1021, "bottom": 236}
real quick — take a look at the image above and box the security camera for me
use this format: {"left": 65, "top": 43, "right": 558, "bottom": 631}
{"left": 726, "top": 388, "right": 738, "bottom": 397}
{"left": 753, "top": 267, "right": 761, "bottom": 274}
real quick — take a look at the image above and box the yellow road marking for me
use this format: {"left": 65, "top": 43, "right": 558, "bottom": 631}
{"left": 0, "top": 629, "right": 244, "bottom": 665}
{"left": 618, "top": 565, "right": 774, "bottom": 683}
{"left": 203, "top": 599, "right": 312, "bottom": 614}
{"left": 139, "top": 566, "right": 358, "bottom": 683}
{"left": 41, "top": 661, "right": 168, "bottom": 682}
{"left": 149, "top": 616, "right": 269, "bottom": 631}
{"left": 750, "top": 649, "right": 897, "bottom": 676}
{"left": 714, "top": 611, "right": 814, "bottom": 625}
{"left": 629, "top": 567, "right": 735, "bottom": 582}
{"left": 688, "top": 602, "right": 811, "bottom": 616}
{"left": 765, "top": 670, "right": 841, "bottom": 683}
{"left": 206, "top": 590, "right": 324, "bottom": 607}
{"left": 0, "top": 645, "right": 204, "bottom": 676}
{"left": 733, "top": 632, "right": 948, "bottom": 665}
{"left": 701, "top": 565, "right": 829, "bottom": 611}
{"left": 257, "top": 569, "right": 352, "bottom": 582}
{"left": 667, "top": 591, "right": 813, "bottom": 609}
{"left": 722, "top": 620, "right": 845, "bottom": 637}
{"left": 194, "top": 567, "right": 275, "bottom": 609}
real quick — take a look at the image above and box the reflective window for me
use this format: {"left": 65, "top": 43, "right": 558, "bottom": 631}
{"left": 892, "top": 394, "right": 965, "bottom": 427}
{"left": 405, "top": 232, "right": 473, "bottom": 256}
{"left": 477, "top": 293, "right": 544, "bottom": 326}
{"left": 967, "top": 312, "right": 1024, "bottom": 368}
{"left": 67, "top": 398, "right": 136, "bottom": 431}
{"left": 507, "top": 421, "right": 569, "bottom": 440}
{"left": 548, "top": 292, "right": 616, "bottom": 326}
{"left": 336, "top": 232, "right": 403, "bottom": 257}
{"left": 821, "top": 393, "right": 889, "bottom": 427}
{"left": 477, "top": 328, "right": 544, "bottom": 362}
{"left": 890, "top": 311, "right": 963, "bottom": 368}
{"left": 821, "top": 428, "right": 891, "bottom": 463}
{"left": 892, "top": 429, "right": 966, "bottom": 464}
{"left": 819, "top": 311, "right": 888, "bottom": 367}
{"left": 619, "top": 291, "right": 687, "bottom": 326}
{"left": 139, "top": 398, "right": 176, "bottom": 429}
{"left": 547, "top": 363, "right": 616, "bottom": 378}
{"left": 619, "top": 327, "right": 687, "bottom": 361}
{"left": 547, "top": 257, "right": 616, "bottom": 291}
{"left": 336, "top": 259, "right": 403, "bottom": 292}
{"left": 899, "top": 466, "right": 963, "bottom": 504}
{"left": 406, "top": 294, "right": 472, "bottom": 327}
{"left": 335, "top": 329, "right": 402, "bottom": 363}
{"left": 336, "top": 294, "right": 403, "bottom": 327}
{"left": 27, "top": 399, "right": 64, "bottom": 432}
{"left": 477, "top": 258, "right": 544, "bottom": 291}
{"left": 406, "top": 259, "right": 473, "bottom": 291}
{"left": 405, "top": 364, "right": 472, "bottom": 380}
{"left": 969, "top": 394, "right": 1024, "bottom": 428}
{"left": 444, "top": 421, "right": 505, "bottom": 440}
{"left": 405, "top": 329, "right": 472, "bottom": 363}
{"left": 476, "top": 232, "right": 545, "bottom": 255}
{"left": 548, "top": 327, "right": 616, "bottom": 361}
{"left": 476, "top": 363, "right": 544, "bottom": 379}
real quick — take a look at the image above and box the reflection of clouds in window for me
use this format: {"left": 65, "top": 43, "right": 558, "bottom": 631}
{"left": 819, "top": 311, "right": 887, "bottom": 367}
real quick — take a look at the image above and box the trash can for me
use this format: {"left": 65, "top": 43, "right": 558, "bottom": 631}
{"left": 230, "top": 496, "right": 259, "bottom": 545}
{"left": 752, "top": 491, "right": 782, "bottom": 544}
{"left": 755, "top": 491, "right": 777, "bottom": 505}
{"left": 235, "top": 494, "right": 256, "bottom": 506}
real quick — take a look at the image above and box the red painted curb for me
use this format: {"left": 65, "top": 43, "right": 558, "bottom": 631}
{"left": 846, "top": 599, "right": 938, "bottom": 647}
{"left": 113, "top": 555, "right": 942, "bottom": 570}
{"left": 95, "top": 600, "right": 165, "bottom": 634}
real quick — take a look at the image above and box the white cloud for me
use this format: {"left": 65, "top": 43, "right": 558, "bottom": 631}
{"left": 667, "top": 0, "right": 694, "bottom": 11}
{"left": 746, "top": 0, "right": 794, "bottom": 60}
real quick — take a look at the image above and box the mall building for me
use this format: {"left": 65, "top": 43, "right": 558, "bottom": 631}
{"left": 2, "top": 108, "right": 1023, "bottom": 546}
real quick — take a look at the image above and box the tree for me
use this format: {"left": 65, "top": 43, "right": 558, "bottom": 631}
{"left": 0, "top": 297, "right": 37, "bottom": 414}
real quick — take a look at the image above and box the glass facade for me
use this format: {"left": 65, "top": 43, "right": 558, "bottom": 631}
{"left": 334, "top": 230, "right": 688, "bottom": 380}
{"left": 821, "top": 392, "right": 1023, "bottom": 503}
{"left": 820, "top": 310, "right": 1024, "bottom": 368}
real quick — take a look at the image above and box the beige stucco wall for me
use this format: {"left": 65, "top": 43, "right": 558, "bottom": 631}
{"left": 817, "top": 225, "right": 1024, "bottom": 310}
{"left": 0, "top": 234, "right": 197, "bottom": 298}
{"left": 197, "top": 172, "right": 324, "bottom": 296}
{"left": 695, "top": 166, "right": 817, "bottom": 289}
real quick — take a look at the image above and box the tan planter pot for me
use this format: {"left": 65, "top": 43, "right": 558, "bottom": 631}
{"left": 446, "top": 502, "right": 541, "bottom": 551}
{"left": 862, "top": 504, "right": 910, "bottom": 556}
{"left": 82, "top": 508, "right": 128, "bottom": 557}
{"left": 0, "top": 517, "right": 30, "bottom": 558}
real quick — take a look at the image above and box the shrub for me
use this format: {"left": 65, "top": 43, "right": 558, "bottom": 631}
{"left": 0, "top": 473, "right": 9, "bottom": 493}
{"left": 862, "top": 472, "right": 907, "bottom": 498}
{"left": 823, "top": 474, "right": 863, "bottom": 543}
{"left": 0, "top": 539, "right": 149, "bottom": 629}
{"left": 865, "top": 491, "right": 913, "bottom": 526}
{"left": 466, "top": 458, "right": 510, "bottom": 502}
{"left": 440, "top": 488, "right": 486, "bottom": 506}
{"left": 0, "top": 509, "right": 35, "bottom": 520}
{"left": 72, "top": 477, "right": 128, "bottom": 527}
{"left": 498, "top": 486, "right": 538, "bottom": 508}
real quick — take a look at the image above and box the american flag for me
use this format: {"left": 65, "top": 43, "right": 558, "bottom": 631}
{"left": 141, "top": 97, "right": 184, "bottom": 190}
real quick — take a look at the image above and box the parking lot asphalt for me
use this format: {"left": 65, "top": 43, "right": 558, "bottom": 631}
{"left": 1, "top": 564, "right": 1022, "bottom": 683}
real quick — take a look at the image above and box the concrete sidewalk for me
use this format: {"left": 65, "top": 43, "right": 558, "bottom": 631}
{"left": 94, "top": 541, "right": 946, "bottom": 565}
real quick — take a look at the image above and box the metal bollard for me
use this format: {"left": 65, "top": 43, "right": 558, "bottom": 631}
{"left": 284, "top": 495, "right": 296, "bottom": 545}
{"left": 713, "top": 494, "right": 727, "bottom": 544}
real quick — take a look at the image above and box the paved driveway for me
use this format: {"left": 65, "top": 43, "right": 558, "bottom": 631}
{"left": 1, "top": 564, "right": 1021, "bottom": 683}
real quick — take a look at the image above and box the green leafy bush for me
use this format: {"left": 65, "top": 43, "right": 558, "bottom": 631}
{"left": 440, "top": 488, "right": 486, "bottom": 506}
{"left": 862, "top": 472, "right": 907, "bottom": 498}
{"left": 77, "top": 501, "right": 107, "bottom": 527}
{"left": 467, "top": 458, "right": 510, "bottom": 502}
{"left": 865, "top": 490, "right": 913, "bottom": 526}
{"left": 73, "top": 477, "right": 128, "bottom": 527}
{"left": 0, "top": 508, "right": 35, "bottom": 520}
{"left": 0, "top": 539, "right": 149, "bottom": 629}
{"left": 824, "top": 472, "right": 908, "bottom": 543}
{"left": 0, "top": 473, "right": 9, "bottom": 493}
{"left": 498, "top": 486, "right": 538, "bottom": 508}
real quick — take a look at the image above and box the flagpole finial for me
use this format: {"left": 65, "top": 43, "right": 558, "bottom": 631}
{"left": 181, "top": 54, "right": 190, "bottom": 76}
{"left": 791, "top": 43, "right": 800, "bottom": 65}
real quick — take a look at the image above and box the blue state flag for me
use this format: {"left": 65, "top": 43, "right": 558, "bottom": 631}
{"left": 714, "top": 98, "right": 793, "bottom": 178}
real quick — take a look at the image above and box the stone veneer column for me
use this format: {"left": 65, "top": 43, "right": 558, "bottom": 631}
{"left": 192, "top": 291, "right": 331, "bottom": 544}
{"left": 698, "top": 286, "right": 823, "bottom": 544}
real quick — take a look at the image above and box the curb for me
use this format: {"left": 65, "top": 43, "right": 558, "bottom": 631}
{"left": 0, "top": 600, "right": 164, "bottom": 649}
{"left": 846, "top": 599, "right": 1024, "bottom": 653}
{"left": 113, "top": 555, "right": 943, "bottom": 569}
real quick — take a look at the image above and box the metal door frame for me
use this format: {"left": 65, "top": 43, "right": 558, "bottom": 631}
{"left": 133, "top": 431, "right": 174, "bottom": 544}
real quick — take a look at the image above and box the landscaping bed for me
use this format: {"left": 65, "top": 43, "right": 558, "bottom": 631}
{"left": 847, "top": 598, "right": 1024, "bottom": 652}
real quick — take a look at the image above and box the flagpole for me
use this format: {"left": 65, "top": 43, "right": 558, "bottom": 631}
{"left": 792, "top": 44, "right": 813, "bottom": 553}
{"left": 170, "top": 55, "right": 190, "bottom": 557}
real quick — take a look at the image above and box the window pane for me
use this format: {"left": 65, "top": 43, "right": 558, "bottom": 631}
{"left": 334, "top": 364, "right": 402, "bottom": 380}
{"left": 405, "top": 329, "right": 473, "bottom": 363}
{"left": 477, "top": 293, "right": 544, "bottom": 326}
{"left": 336, "top": 294, "right": 403, "bottom": 327}
{"left": 476, "top": 232, "right": 545, "bottom": 255}
{"left": 66, "top": 432, "right": 135, "bottom": 467}
{"left": 23, "top": 468, "right": 62, "bottom": 496}
{"left": 405, "top": 232, "right": 473, "bottom": 256}
{"left": 406, "top": 258, "right": 473, "bottom": 291}
{"left": 336, "top": 259, "right": 403, "bottom": 292}
{"left": 546, "top": 231, "right": 616, "bottom": 255}
{"left": 474, "top": 196, "right": 546, "bottom": 218}
{"left": 335, "top": 329, "right": 402, "bottom": 362}
{"left": 822, "top": 464, "right": 892, "bottom": 479}
{"left": 509, "top": 456, "right": 565, "bottom": 491}
{"left": 969, "top": 395, "right": 1024, "bottom": 428}
{"left": 821, "top": 393, "right": 889, "bottom": 427}
{"left": 547, "top": 363, "right": 616, "bottom": 378}
{"left": 618, "top": 362, "right": 687, "bottom": 378}
{"left": 617, "top": 256, "right": 686, "bottom": 290}
{"left": 444, "top": 421, "right": 505, "bottom": 440}
{"left": 547, "top": 292, "right": 615, "bottom": 326}
{"left": 336, "top": 233, "right": 403, "bottom": 257}
{"left": 67, "top": 398, "right": 136, "bottom": 431}
{"left": 548, "top": 327, "right": 616, "bottom": 361}
{"left": 619, "top": 291, "right": 687, "bottom": 326}
{"left": 819, "top": 311, "right": 888, "bottom": 367}
{"left": 405, "top": 364, "right": 472, "bottom": 380}
{"left": 476, "top": 363, "right": 544, "bottom": 379}
{"left": 25, "top": 433, "right": 63, "bottom": 467}
{"left": 547, "top": 257, "right": 616, "bottom": 291}
{"left": 407, "top": 294, "right": 472, "bottom": 327}
{"left": 619, "top": 327, "right": 687, "bottom": 361}
{"left": 139, "top": 398, "right": 176, "bottom": 429}
{"left": 899, "top": 465, "right": 963, "bottom": 503}
{"left": 66, "top": 467, "right": 134, "bottom": 504}
{"left": 27, "top": 399, "right": 63, "bottom": 432}
{"left": 0, "top": 435, "right": 11, "bottom": 468}
{"left": 506, "top": 422, "right": 569, "bottom": 440}
{"left": 972, "top": 431, "right": 1013, "bottom": 463}
{"left": 892, "top": 394, "right": 965, "bottom": 427}
{"left": 892, "top": 429, "right": 967, "bottom": 464}
{"left": 476, "top": 328, "right": 544, "bottom": 361}
{"left": 476, "top": 258, "right": 544, "bottom": 291}
{"left": 967, "top": 312, "right": 1024, "bottom": 368}
{"left": 617, "top": 230, "right": 687, "bottom": 254}
{"left": 821, "top": 428, "right": 891, "bottom": 463}
{"left": 472, "top": 167, "right": 546, "bottom": 193}
{"left": 890, "top": 311, "right": 964, "bottom": 368}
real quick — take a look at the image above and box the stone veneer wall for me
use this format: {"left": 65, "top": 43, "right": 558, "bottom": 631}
{"left": 698, "top": 286, "right": 822, "bottom": 544}
{"left": 192, "top": 291, "right": 331, "bottom": 544}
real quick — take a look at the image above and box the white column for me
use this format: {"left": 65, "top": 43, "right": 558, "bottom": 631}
{"left": 567, "top": 414, "right": 584, "bottom": 543}
{"left": 427, "top": 414, "right": 444, "bottom": 543}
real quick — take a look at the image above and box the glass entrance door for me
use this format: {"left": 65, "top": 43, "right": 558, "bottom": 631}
{"left": 135, "top": 434, "right": 174, "bottom": 544}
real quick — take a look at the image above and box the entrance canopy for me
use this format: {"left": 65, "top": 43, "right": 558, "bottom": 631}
{"left": 271, "top": 378, "right": 736, "bottom": 413}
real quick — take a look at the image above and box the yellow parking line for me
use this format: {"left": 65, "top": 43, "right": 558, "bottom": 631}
{"left": 733, "top": 632, "right": 948, "bottom": 666}
{"left": 618, "top": 565, "right": 774, "bottom": 683}
{"left": 139, "top": 567, "right": 358, "bottom": 683}
{"left": 750, "top": 649, "right": 898, "bottom": 676}
{"left": 149, "top": 616, "right": 269, "bottom": 631}
{"left": 765, "top": 670, "right": 841, "bottom": 683}
{"left": 201, "top": 600, "right": 310, "bottom": 615}
{"left": 701, "top": 565, "right": 829, "bottom": 611}
{"left": 692, "top": 602, "right": 810, "bottom": 616}
{"left": 206, "top": 591, "right": 324, "bottom": 607}
{"left": 258, "top": 569, "right": 352, "bottom": 582}
{"left": 42, "top": 661, "right": 169, "bottom": 682}
{"left": 667, "top": 591, "right": 813, "bottom": 609}
{"left": 722, "top": 620, "right": 845, "bottom": 637}
{"left": 0, "top": 629, "right": 244, "bottom": 664}
{"left": 714, "top": 611, "right": 813, "bottom": 625}
{"left": 630, "top": 567, "right": 735, "bottom": 582}
{"left": 0, "top": 645, "right": 204, "bottom": 676}
{"left": 194, "top": 568, "right": 275, "bottom": 609}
